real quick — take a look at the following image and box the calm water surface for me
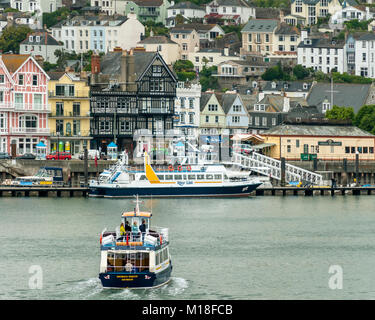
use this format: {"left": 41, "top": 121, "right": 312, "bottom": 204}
{"left": 1, "top": 196, "right": 375, "bottom": 300}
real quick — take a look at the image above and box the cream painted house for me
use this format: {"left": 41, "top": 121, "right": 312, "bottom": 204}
{"left": 290, "top": 0, "right": 346, "bottom": 26}
{"left": 137, "top": 35, "right": 180, "bottom": 65}
{"left": 199, "top": 92, "right": 227, "bottom": 136}
{"left": 170, "top": 26, "right": 199, "bottom": 60}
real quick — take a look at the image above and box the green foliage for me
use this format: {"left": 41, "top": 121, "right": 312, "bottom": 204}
{"left": 43, "top": 7, "right": 71, "bottom": 28}
{"left": 4, "top": 8, "right": 19, "bottom": 13}
{"left": 0, "top": 25, "right": 32, "bottom": 54}
{"left": 325, "top": 105, "right": 355, "bottom": 121}
{"left": 221, "top": 25, "right": 243, "bottom": 41}
{"left": 331, "top": 72, "right": 373, "bottom": 84}
{"left": 251, "top": 0, "right": 290, "bottom": 8}
{"left": 43, "top": 61, "right": 58, "bottom": 72}
{"left": 144, "top": 21, "right": 169, "bottom": 37}
{"left": 353, "top": 105, "right": 375, "bottom": 134}
{"left": 173, "top": 60, "right": 196, "bottom": 82}
{"left": 344, "top": 19, "right": 370, "bottom": 31}
{"left": 261, "top": 62, "right": 290, "bottom": 81}
{"left": 293, "top": 64, "right": 310, "bottom": 80}
{"left": 54, "top": 49, "right": 93, "bottom": 71}
{"left": 199, "top": 66, "right": 218, "bottom": 92}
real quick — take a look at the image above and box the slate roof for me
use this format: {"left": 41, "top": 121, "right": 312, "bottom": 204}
{"left": 221, "top": 93, "right": 239, "bottom": 114}
{"left": 274, "top": 22, "right": 299, "bottom": 35}
{"left": 263, "top": 81, "right": 312, "bottom": 92}
{"left": 100, "top": 51, "right": 157, "bottom": 80}
{"left": 213, "top": 0, "right": 252, "bottom": 7}
{"left": 168, "top": 1, "right": 204, "bottom": 10}
{"left": 171, "top": 23, "right": 221, "bottom": 33}
{"left": 241, "top": 19, "right": 279, "bottom": 33}
{"left": 298, "top": 37, "right": 346, "bottom": 49}
{"left": 138, "top": 35, "right": 178, "bottom": 45}
{"left": 264, "top": 123, "right": 374, "bottom": 137}
{"left": 306, "top": 83, "right": 372, "bottom": 113}
{"left": 21, "top": 31, "right": 61, "bottom": 46}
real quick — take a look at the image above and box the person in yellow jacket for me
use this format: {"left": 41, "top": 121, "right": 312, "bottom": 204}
{"left": 120, "top": 223, "right": 126, "bottom": 237}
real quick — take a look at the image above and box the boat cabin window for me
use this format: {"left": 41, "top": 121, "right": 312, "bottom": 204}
{"left": 188, "top": 174, "right": 195, "bottom": 180}
{"left": 157, "top": 175, "right": 164, "bottom": 180}
{"left": 206, "top": 174, "right": 213, "bottom": 180}
{"left": 107, "top": 251, "right": 149, "bottom": 272}
{"left": 214, "top": 174, "right": 222, "bottom": 180}
{"left": 155, "top": 248, "right": 169, "bottom": 266}
{"left": 165, "top": 175, "right": 173, "bottom": 180}
{"left": 174, "top": 175, "right": 182, "bottom": 180}
{"left": 197, "top": 174, "right": 204, "bottom": 180}
{"left": 140, "top": 175, "right": 147, "bottom": 180}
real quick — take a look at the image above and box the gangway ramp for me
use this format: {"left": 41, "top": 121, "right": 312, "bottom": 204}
{"left": 231, "top": 152, "right": 323, "bottom": 186}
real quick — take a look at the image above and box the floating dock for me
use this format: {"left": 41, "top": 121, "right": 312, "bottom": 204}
{"left": 0, "top": 186, "right": 374, "bottom": 197}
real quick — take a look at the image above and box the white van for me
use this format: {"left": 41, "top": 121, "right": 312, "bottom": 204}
{"left": 79, "top": 150, "right": 100, "bottom": 160}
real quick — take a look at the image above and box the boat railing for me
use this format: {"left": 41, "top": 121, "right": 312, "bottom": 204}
{"left": 102, "top": 227, "right": 169, "bottom": 248}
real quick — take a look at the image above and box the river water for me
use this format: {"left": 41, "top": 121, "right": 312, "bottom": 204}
{"left": 1, "top": 196, "right": 375, "bottom": 300}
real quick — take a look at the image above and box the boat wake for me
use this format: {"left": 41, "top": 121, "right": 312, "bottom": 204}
{"left": 67, "top": 277, "right": 189, "bottom": 300}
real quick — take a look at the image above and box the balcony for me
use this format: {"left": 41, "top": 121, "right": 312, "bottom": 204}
{"left": 139, "top": 9, "right": 159, "bottom": 17}
{"left": 50, "top": 131, "right": 92, "bottom": 139}
{"left": 10, "top": 127, "right": 50, "bottom": 135}
{"left": 49, "top": 111, "right": 92, "bottom": 119}
{"left": 48, "top": 90, "right": 89, "bottom": 99}
{"left": 0, "top": 128, "right": 8, "bottom": 134}
{"left": 14, "top": 103, "right": 50, "bottom": 113}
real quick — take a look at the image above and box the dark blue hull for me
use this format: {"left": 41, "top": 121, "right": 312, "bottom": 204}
{"left": 90, "top": 183, "right": 262, "bottom": 198}
{"left": 99, "top": 264, "right": 172, "bottom": 289}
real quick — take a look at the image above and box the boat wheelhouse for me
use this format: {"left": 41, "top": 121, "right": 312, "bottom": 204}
{"left": 89, "top": 151, "right": 262, "bottom": 198}
{"left": 99, "top": 197, "right": 172, "bottom": 289}
{"left": 10, "top": 167, "right": 64, "bottom": 186}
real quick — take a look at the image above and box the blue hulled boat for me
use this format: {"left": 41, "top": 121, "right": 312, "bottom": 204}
{"left": 99, "top": 197, "right": 172, "bottom": 289}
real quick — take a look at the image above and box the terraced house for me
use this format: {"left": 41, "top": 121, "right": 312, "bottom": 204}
{"left": 0, "top": 54, "right": 50, "bottom": 156}
{"left": 47, "top": 72, "right": 91, "bottom": 155}
{"left": 199, "top": 92, "right": 227, "bottom": 137}
{"left": 289, "top": 0, "right": 355, "bottom": 26}
{"left": 124, "top": 0, "right": 171, "bottom": 25}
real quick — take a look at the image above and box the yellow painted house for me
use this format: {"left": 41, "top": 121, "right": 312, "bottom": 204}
{"left": 47, "top": 72, "right": 91, "bottom": 155}
{"left": 199, "top": 92, "right": 226, "bottom": 136}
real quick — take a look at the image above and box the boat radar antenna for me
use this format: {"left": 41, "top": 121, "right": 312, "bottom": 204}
{"left": 133, "top": 194, "right": 143, "bottom": 214}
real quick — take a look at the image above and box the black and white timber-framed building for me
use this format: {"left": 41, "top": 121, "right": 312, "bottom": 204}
{"left": 89, "top": 49, "right": 178, "bottom": 156}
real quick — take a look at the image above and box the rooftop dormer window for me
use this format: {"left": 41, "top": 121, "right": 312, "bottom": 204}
{"left": 36, "top": 36, "right": 40, "bottom": 42}
{"left": 303, "top": 83, "right": 308, "bottom": 90}
{"left": 29, "top": 36, "right": 33, "bottom": 42}
{"left": 271, "top": 81, "right": 276, "bottom": 89}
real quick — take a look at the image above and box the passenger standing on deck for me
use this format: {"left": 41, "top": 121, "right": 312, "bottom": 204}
{"left": 132, "top": 221, "right": 139, "bottom": 241}
{"left": 139, "top": 219, "right": 146, "bottom": 242}
{"left": 120, "top": 223, "right": 126, "bottom": 239}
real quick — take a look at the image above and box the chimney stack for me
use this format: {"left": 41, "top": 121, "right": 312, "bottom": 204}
{"left": 91, "top": 52, "right": 100, "bottom": 74}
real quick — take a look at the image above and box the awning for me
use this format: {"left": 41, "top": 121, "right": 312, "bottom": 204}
{"left": 231, "top": 133, "right": 264, "bottom": 142}
{"left": 252, "top": 143, "right": 276, "bottom": 150}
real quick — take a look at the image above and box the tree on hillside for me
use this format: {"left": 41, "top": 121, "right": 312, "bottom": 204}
{"left": 0, "top": 25, "right": 32, "bottom": 54}
{"left": 293, "top": 64, "right": 310, "bottom": 80}
{"left": 173, "top": 60, "right": 196, "bottom": 82}
{"left": 325, "top": 105, "right": 355, "bottom": 121}
{"left": 43, "top": 7, "right": 71, "bottom": 28}
{"left": 199, "top": 66, "right": 218, "bottom": 92}
{"left": 354, "top": 105, "right": 375, "bottom": 135}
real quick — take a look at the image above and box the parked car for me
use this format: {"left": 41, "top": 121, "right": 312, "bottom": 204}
{"left": 0, "top": 152, "right": 11, "bottom": 159}
{"left": 46, "top": 152, "right": 72, "bottom": 160}
{"left": 16, "top": 153, "right": 36, "bottom": 160}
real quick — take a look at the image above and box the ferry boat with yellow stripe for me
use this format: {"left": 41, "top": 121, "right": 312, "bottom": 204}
{"left": 89, "top": 152, "right": 262, "bottom": 198}
{"left": 99, "top": 196, "right": 172, "bottom": 289}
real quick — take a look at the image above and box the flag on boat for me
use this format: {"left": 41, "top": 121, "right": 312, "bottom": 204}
{"left": 95, "top": 155, "right": 98, "bottom": 167}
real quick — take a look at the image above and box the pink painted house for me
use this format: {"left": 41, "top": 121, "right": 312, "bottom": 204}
{"left": 0, "top": 54, "right": 50, "bottom": 156}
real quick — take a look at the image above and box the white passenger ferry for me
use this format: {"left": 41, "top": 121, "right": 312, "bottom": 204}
{"left": 89, "top": 151, "right": 262, "bottom": 198}
{"left": 99, "top": 197, "right": 172, "bottom": 289}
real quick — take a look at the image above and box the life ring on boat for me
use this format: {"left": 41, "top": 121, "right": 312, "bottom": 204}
{"left": 168, "top": 165, "right": 174, "bottom": 172}
{"left": 186, "top": 165, "right": 192, "bottom": 172}
{"left": 177, "top": 165, "right": 182, "bottom": 172}
{"left": 100, "top": 234, "right": 102, "bottom": 244}
{"left": 159, "top": 235, "right": 163, "bottom": 245}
